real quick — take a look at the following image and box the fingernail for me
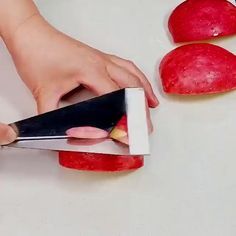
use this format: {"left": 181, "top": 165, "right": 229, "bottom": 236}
{"left": 153, "top": 96, "right": 159, "bottom": 106}
{"left": 148, "top": 97, "right": 159, "bottom": 108}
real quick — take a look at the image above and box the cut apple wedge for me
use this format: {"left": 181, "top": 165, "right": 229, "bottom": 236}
{"left": 168, "top": 0, "right": 236, "bottom": 43}
{"left": 58, "top": 115, "right": 146, "bottom": 172}
{"left": 58, "top": 152, "right": 144, "bottom": 172}
{"left": 159, "top": 43, "right": 236, "bottom": 95}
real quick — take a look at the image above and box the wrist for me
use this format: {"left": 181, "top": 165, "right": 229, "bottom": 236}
{"left": 0, "top": 0, "right": 40, "bottom": 43}
{"left": 4, "top": 14, "right": 50, "bottom": 58}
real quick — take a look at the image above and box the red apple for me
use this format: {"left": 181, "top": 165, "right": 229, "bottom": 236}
{"left": 58, "top": 152, "right": 144, "bottom": 172}
{"left": 168, "top": 0, "right": 236, "bottom": 43}
{"left": 58, "top": 115, "right": 145, "bottom": 172}
{"left": 159, "top": 43, "right": 236, "bottom": 95}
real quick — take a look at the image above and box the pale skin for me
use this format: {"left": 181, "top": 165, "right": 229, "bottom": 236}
{"left": 0, "top": 0, "right": 158, "bottom": 145}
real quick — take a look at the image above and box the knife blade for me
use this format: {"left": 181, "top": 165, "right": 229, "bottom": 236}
{"left": 6, "top": 88, "right": 149, "bottom": 155}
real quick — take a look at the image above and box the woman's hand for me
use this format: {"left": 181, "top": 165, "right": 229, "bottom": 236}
{"left": 0, "top": 123, "right": 16, "bottom": 145}
{"left": 5, "top": 15, "right": 158, "bottom": 115}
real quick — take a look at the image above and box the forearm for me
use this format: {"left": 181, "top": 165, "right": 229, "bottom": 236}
{"left": 0, "top": 0, "right": 39, "bottom": 41}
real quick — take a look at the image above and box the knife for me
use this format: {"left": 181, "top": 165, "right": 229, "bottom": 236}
{"left": 6, "top": 88, "right": 149, "bottom": 155}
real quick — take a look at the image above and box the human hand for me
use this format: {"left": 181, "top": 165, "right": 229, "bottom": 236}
{"left": 6, "top": 14, "right": 158, "bottom": 110}
{"left": 5, "top": 15, "right": 157, "bottom": 138}
{"left": 0, "top": 123, "right": 17, "bottom": 145}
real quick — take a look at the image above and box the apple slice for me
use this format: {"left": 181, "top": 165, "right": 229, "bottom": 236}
{"left": 58, "top": 152, "right": 144, "bottom": 172}
{"left": 58, "top": 115, "right": 144, "bottom": 172}
{"left": 168, "top": 0, "right": 236, "bottom": 43}
{"left": 159, "top": 43, "right": 236, "bottom": 95}
{"left": 110, "top": 115, "right": 128, "bottom": 145}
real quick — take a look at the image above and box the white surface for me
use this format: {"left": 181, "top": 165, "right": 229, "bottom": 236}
{"left": 0, "top": 0, "right": 236, "bottom": 235}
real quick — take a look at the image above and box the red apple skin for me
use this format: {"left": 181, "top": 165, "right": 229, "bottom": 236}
{"left": 58, "top": 152, "right": 144, "bottom": 172}
{"left": 168, "top": 0, "right": 236, "bottom": 43}
{"left": 159, "top": 43, "right": 236, "bottom": 95}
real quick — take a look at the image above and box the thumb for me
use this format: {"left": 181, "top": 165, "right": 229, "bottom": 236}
{"left": 0, "top": 123, "right": 17, "bottom": 145}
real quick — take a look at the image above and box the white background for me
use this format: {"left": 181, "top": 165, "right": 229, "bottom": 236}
{"left": 0, "top": 0, "right": 236, "bottom": 235}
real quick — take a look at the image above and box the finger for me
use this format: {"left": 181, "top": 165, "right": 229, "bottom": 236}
{"left": 66, "top": 127, "right": 108, "bottom": 139}
{"left": 106, "top": 64, "right": 152, "bottom": 132}
{"left": 0, "top": 123, "right": 17, "bottom": 145}
{"left": 145, "top": 99, "right": 153, "bottom": 134}
{"left": 106, "top": 63, "right": 142, "bottom": 89}
{"left": 36, "top": 95, "right": 59, "bottom": 114}
{"left": 109, "top": 55, "right": 159, "bottom": 108}
{"left": 35, "top": 81, "right": 79, "bottom": 114}
{"left": 83, "top": 73, "right": 120, "bottom": 96}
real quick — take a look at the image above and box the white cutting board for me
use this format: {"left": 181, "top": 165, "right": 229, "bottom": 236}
{"left": 0, "top": 0, "right": 236, "bottom": 235}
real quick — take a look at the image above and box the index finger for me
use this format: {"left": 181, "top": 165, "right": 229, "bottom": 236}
{"left": 109, "top": 55, "right": 159, "bottom": 108}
